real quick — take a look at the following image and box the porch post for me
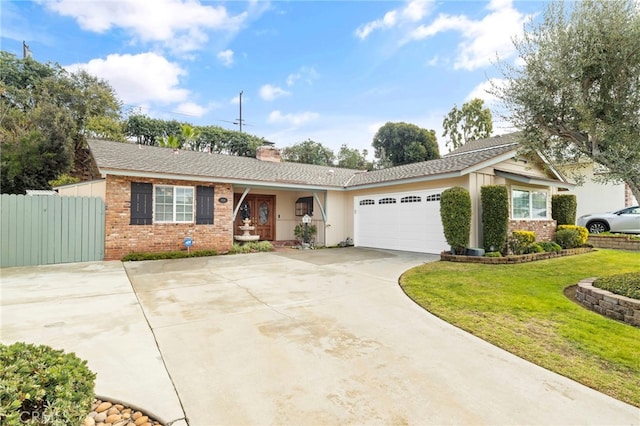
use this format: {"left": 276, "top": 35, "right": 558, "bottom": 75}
{"left": 312, "top": 191, "right": 328, "bottom": 245}
{"left": 232, "top": 187, "right": 251, "bottom": 221}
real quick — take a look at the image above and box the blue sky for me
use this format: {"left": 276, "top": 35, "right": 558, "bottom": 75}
{"left": 2, "top": 0, "right": 547, "bottom": 156}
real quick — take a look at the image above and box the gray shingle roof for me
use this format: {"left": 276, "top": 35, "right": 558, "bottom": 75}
{"left": 88, "top": 133, "right": 520, "bottom": 190}
{"left": 444, "top": 132, "right": 521, "bottom": 155}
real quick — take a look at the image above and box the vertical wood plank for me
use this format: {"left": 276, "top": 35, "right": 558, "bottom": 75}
{"left": 60, "top": 197, "right": 70, "bottom": 263}
{"left": 81, "top": 197, "right": 90, "bottom": 261}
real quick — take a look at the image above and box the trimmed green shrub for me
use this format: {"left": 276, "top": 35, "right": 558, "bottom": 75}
{"left": 527, "top": 243, "right": 545, "bottom": 254}
{"left": 440, "top": 187, "right": 471, "bottom": 255}
{"left": 593, "top": 272, "right": 640, "bottom": 300}
{"left": 0, "top": 342, "right": 96, "bottom": 426}
{"left": 481, "top": 185, "right": 509, "bottom": 254}
{"left": 539, "top": 241, "right": 562, "bottom": 252}
{"left": 551, "top": 194, "right": 577, "bottom": 225}
{"left": 508, "top": 230, "right": 536, "bottom": 255}
{"left": 484, "top": 251, "right": 503, "bottom": 257}
{"left": 555, "top": 228, "right": 581, "bottom": 249}
{"left": 557, "top": 225, "right": 588, "bottom": 245}
{"left": 122, "top": 249, "right": 218, "bottom": 261}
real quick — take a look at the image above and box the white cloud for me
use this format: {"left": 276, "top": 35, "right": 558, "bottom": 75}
{"left": 286, "top": 66, "right": 319, "bottom": 86}
{"left": 268, "top": 110, "right": 319, "bottom": 126}
{"left": 45, "top": 0, "right": 249, "bottom": 53}
{"left": 465, "top": 79, "right": 505, "bottom": 105}
{"left": 217, "top": 49, "right": 234, "bottom": 67}
{"left": 259, "top": 84, "right": 291, "bottom": 101}
{"left": 409, "top": 0, "right": 531, "bottom": 70}
{"left": 174, "top": 102, "right": 208, "bottom": 117}
{"left": 355, "top": 0, "right": 433, "bottom": 39}
{"left": 65, "top": 52, "right": 189, "bottom": 105}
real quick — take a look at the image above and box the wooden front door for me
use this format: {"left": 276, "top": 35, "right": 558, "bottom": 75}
{"left": 234, "top": 194, "right": 275, "bottom": 241}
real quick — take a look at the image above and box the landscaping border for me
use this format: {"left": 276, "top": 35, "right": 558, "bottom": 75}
{"left": 575, "top": 278, "right": 640, "bottom": 328}
{"left": 440, "top": 247, "right": 593, "bottom": 264}
{"left": 587, "top": 235, "right": 640, "bottom": 251}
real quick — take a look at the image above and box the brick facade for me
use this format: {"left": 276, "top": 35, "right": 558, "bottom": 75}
{"left": 508, "top": 219, "right": 557, "bottom": 242}
{"left": 104, "top": 175, "right": 234, "bottom": 260}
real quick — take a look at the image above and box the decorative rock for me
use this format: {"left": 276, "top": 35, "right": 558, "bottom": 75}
{"left": 134, "top": 415, "right": 149, "bottom": 426}
{"left": 83, "top": 416, "right": 96, "bottom": 426}
{"left": 105, "top": 413, "right": 122, "bottom": 423}
{"left": 132, "top": 412, "right": 142, "bottom": 421}
{"left": 94, "top": 412, "right": 107, "bottom": 423}
{"left": 96, "top": 402, "right": 112, "bottom": 413}
{"left": 114, "top": 404, "right": 124, "bottom": 411}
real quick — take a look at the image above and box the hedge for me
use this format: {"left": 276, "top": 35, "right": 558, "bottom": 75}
{"left": 481, "top": 185, "right": 509, "bottom": 254}
{"left": 552, "top": 194, "right": 577, "bottom": 225}
{"left": 440, "top": 187, "right": 471, "bottom": 254}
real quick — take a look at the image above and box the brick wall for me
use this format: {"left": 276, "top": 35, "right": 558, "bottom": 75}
{"left": 104, "top": 175, "right": 234, "bottom": 260}
{"left": 508, "top": 219, "right": 557, "bottom": 241}
{"left": 587, "top": 235, "right": 640, "bottom": 251}
{"left": 576, "top": 278, "right": 640, "bottom": 327}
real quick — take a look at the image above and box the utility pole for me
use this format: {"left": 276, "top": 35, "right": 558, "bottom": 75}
{"left": 23, "top": 41, "right": 31, "bottom": 59}
{"left": 234, "top": 90, "right": 243, "bottom": 132}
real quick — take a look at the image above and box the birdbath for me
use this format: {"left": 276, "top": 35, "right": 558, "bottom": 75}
{"left": 235, "top": 218, "right": 260, "bottom": 242}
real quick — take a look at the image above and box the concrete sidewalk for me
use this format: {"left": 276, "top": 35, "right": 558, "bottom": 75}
{"left": 0, "top": 261, "right": 187, "bottom": 426}
{"left": 2, "top": 249, "right": 639, "bottom": 425}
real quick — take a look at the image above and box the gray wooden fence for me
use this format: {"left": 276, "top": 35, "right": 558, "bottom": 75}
{"left": 1, "top": 194, "right": 105, "bottom": 267}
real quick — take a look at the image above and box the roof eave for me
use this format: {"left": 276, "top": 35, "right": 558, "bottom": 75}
{"left": 495, "top": 170, "right": 575, "bottom": 189}
{"left": 97, "top": 168, "right": 345, "bottom": 191}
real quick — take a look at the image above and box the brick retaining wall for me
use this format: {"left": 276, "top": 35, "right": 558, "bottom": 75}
{"left": 575, "top": 278, "right": 640, "bottom": 328}
{"left": 587, "top": 235, "right": 640, "bottom": 251}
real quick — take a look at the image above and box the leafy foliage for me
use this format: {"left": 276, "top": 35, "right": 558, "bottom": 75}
{"left": 551, "top": 194, "right": 577, "bottom": 225}
{"left": 0, "top": 52, "right": 122, "bottom": 193}
{"left": 228, "top": 241, "right": 274, "bottom": 254}
{"left": 481, "top": 185, "right": 509, "bottom": 253}
{"left": 48, "top": 174, "right": 80, "bottom": 187}
{"left": 122, "top": 249, "right": 219, "bottom": 261}
{"left": 0, "top": 342, "right": 95, "bottom": 425}
{"left": 593, "top": 272, "right": 640, "bottom": 300}
{"left": 124, "top": 115, "right": 266, "bottom": 156}
{"left": 508, "top": 230, "right": 536, "bottom": 255}
{"left": 442, "top": 98, "right": 493, "bottom": 152}
{"left": 372, "top": 122, "right": 439, "bottom": 167}
{"left": 539, "top": 241, "right": 562, "bottom": 252}
{"left": 555, "top": 228, "right": 581, "bottom": 249}
{"left": 440, "top": 187, "right": 471, "bottom": 254}
{"left": 557, "top": 225, "right": 588, "bottom": 245}
{"left": 294, "top": 223, "right": 318, "bottom": 243}
{"left": 495, "top": 0, "right": 640, "bottom": 205}
{"left": 336, "top": 144, "right": 371, "bottom": 170}
{"left": 281, "top": 139, "right": 335, "bottom": 166}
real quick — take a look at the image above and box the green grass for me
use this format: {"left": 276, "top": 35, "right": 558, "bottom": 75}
{"left": 400, "top": 249, "right": 640, "bottom": 407}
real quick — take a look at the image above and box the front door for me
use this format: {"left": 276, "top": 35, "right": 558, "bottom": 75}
{"left": 234, "top": 194, "right": 275, "bottom": 241}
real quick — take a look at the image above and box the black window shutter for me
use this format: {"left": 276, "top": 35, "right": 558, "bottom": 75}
{"left": 130, "top": 182, "right": 153, "bottom": 225}
{"left": 196, "top": 186, "right": 214, "bottom": 224}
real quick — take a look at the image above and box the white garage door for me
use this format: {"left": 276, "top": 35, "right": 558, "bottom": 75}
{"left": 354, "top": 189, "right": 448, "bottom": 254}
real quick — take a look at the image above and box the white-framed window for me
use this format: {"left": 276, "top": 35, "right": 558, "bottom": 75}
{"left": 511, "top": 187, "right": 548, "bottom": 220}
{"left": 154, "top": 185, "right": 194, "bottom": 223}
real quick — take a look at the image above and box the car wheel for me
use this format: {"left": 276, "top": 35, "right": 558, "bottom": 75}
{"left": 587, "top": 221, "right": 609, "bottom": 234}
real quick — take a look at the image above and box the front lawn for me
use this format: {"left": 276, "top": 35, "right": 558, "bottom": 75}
{"left": 400, "top": 249, "right": 640, "bottom": 407}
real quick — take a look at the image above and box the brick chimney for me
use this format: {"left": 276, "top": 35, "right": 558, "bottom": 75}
{"left": 256, "top": 146, "right": 281, "bottom": 162}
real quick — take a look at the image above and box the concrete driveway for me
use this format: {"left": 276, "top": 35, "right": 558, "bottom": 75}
{"left": 2, "top": 248, "right": 639, "bottom": 425}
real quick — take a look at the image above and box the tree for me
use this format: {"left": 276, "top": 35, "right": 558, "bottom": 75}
{"left": 0, "top": 52, "right": 123, "bottom": 191}
{"left": 442, "top": 98, "right": 493, "bottom": 152}
{"left": 372, "top": 122, "right": 439, "bottom": 167}
{"left": 336, "top": 144, "right": 371, "bottom": 170}
{"left": 281, "top": 139, "right": 335, "bottom": 166}
{"left": 494, "top": 0, "right": 640, "bottom": 203}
